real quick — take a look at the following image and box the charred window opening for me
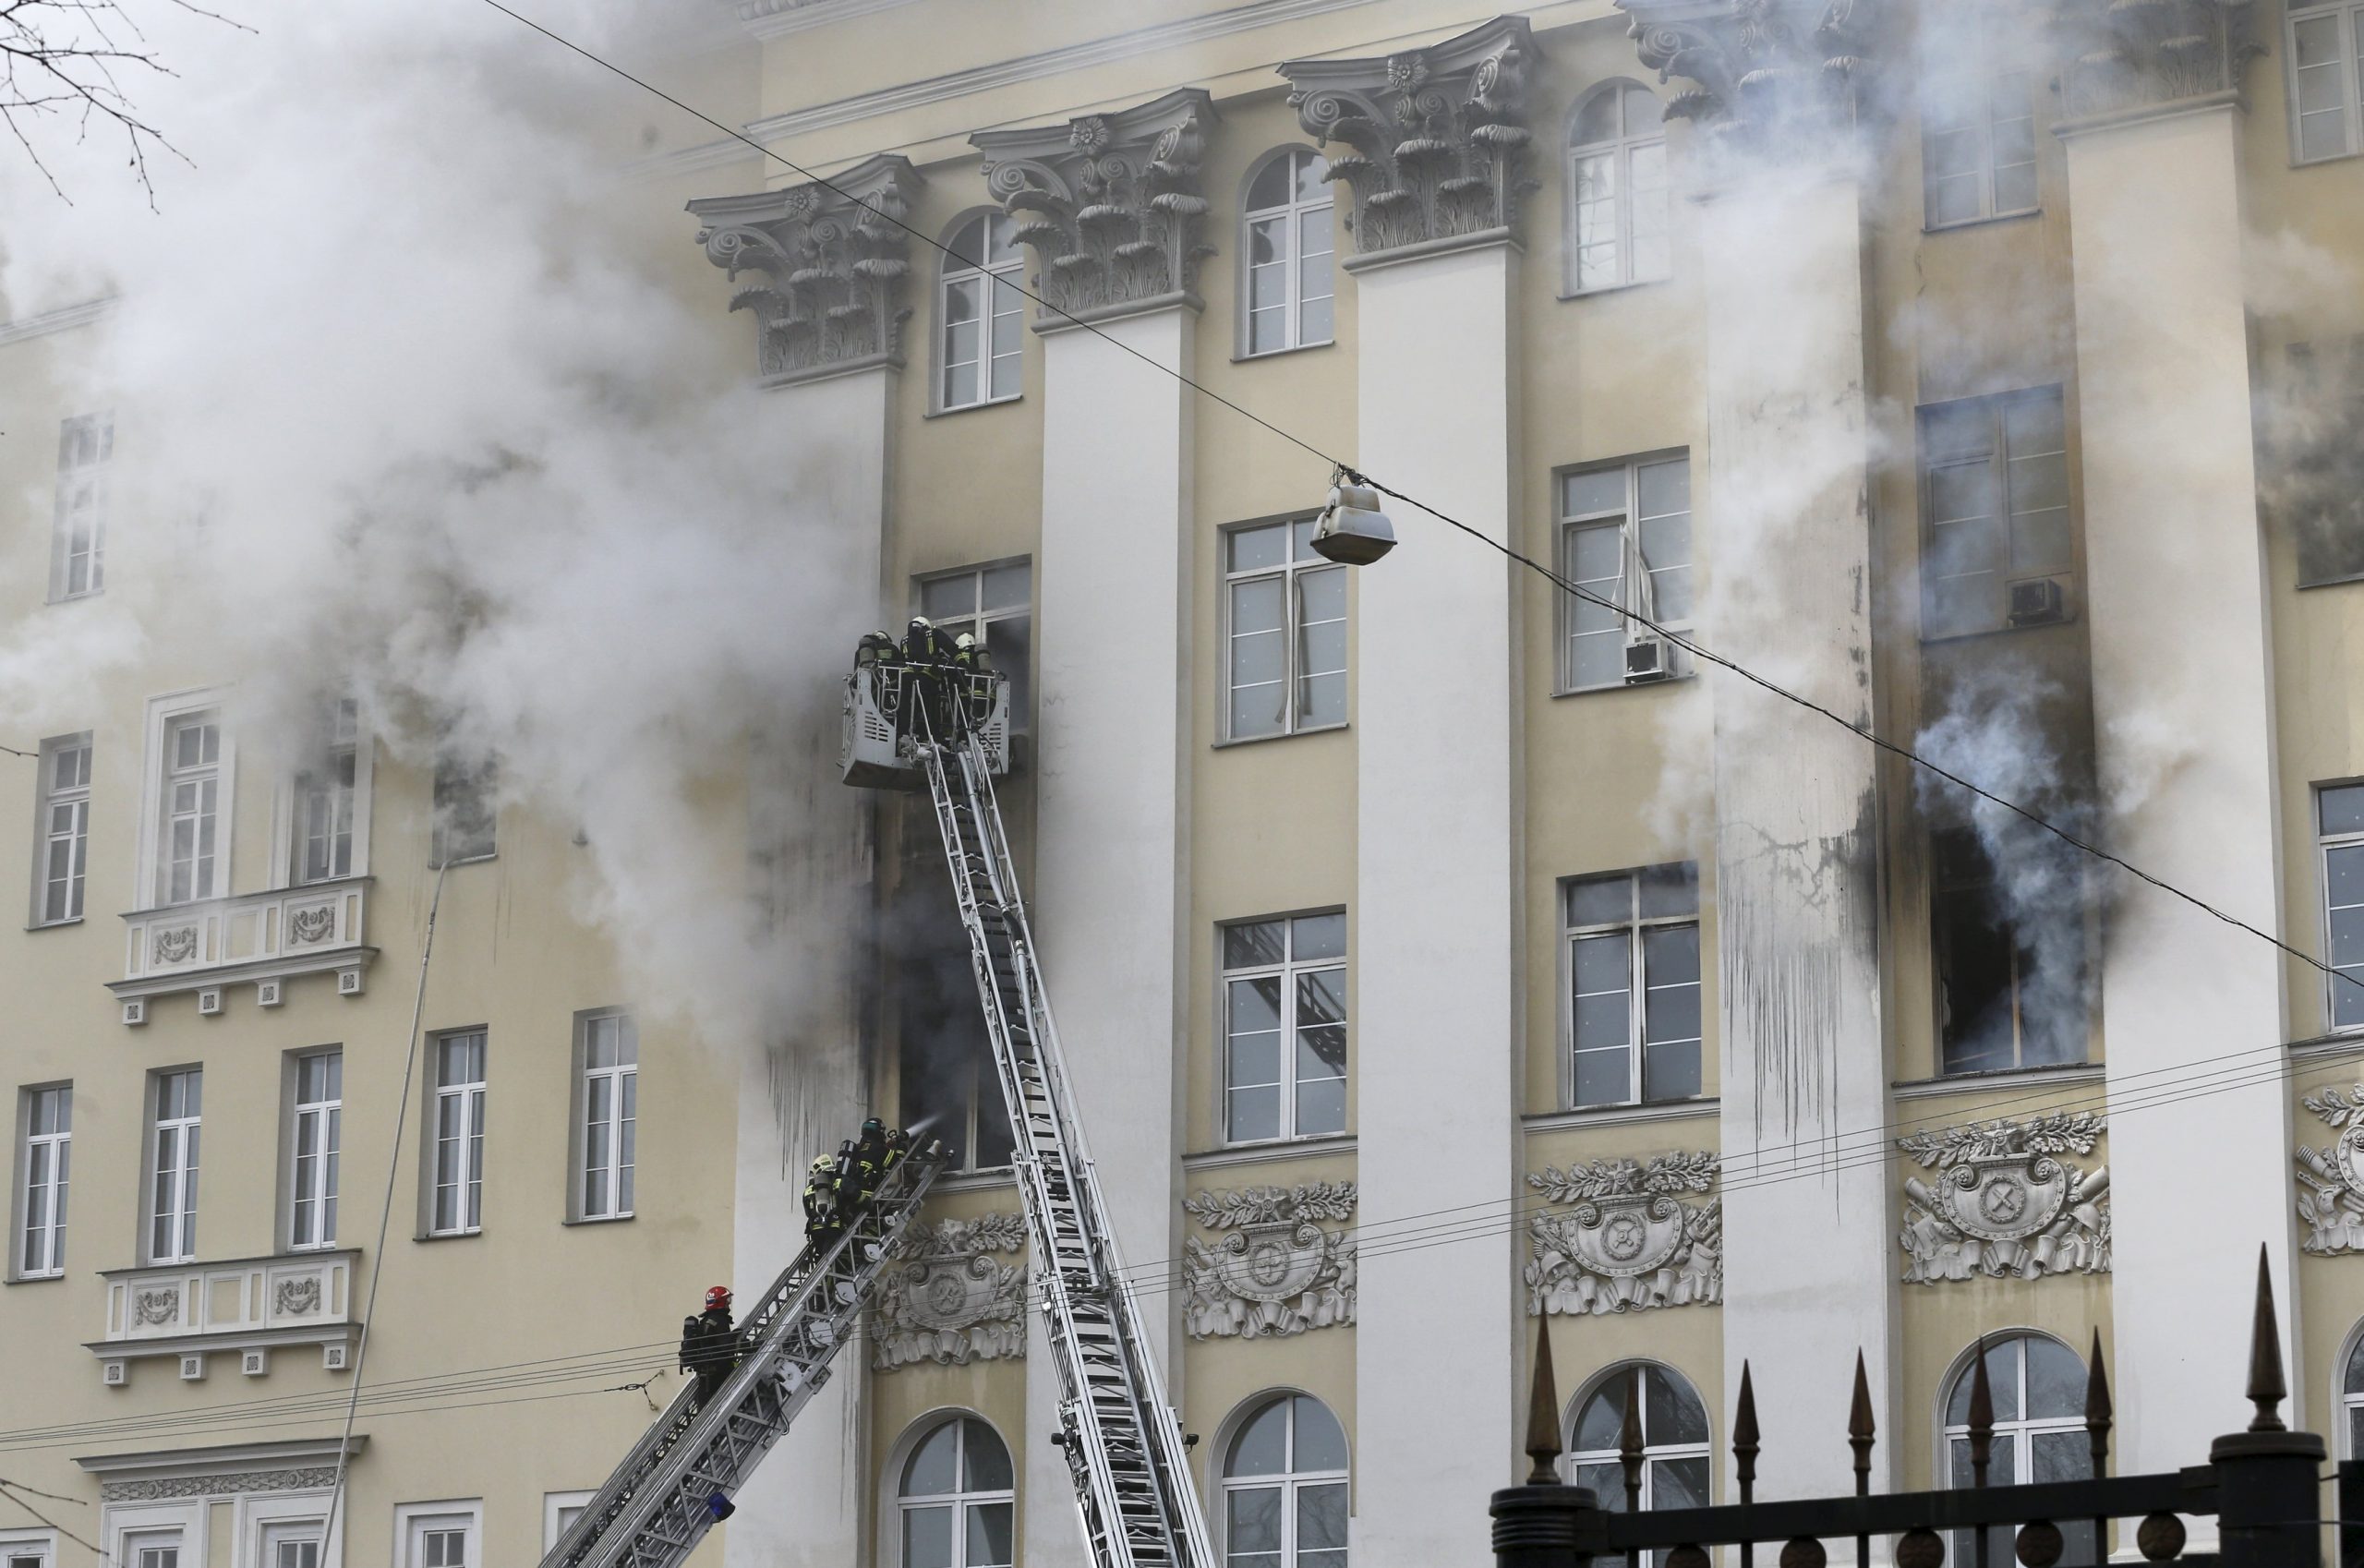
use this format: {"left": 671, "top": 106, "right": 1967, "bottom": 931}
{"left": 2278, "top": 339, "right": 2364, "bottom": 588}
{"left": 430, "top": 746, "right": 497, "bottom": 867}
{"left": 1932, "top": 825, "right": 2088, "bottom": 1074}
{"left": 1917, "top": 387, "right": 2074, "bottom": 640}
{"left": 892, "top": 862, "right": 1015, "bottom": 1174}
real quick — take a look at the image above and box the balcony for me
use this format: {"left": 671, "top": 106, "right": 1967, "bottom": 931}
{"left": 88, "top": 1248, "right": 361, "bottom": 1386}
{"left": 109, "top": 875, "right": 377, "bottom": 1024}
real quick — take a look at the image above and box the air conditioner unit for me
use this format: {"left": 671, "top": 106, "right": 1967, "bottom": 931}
{"left": 1624, "top": 634, "right": 1674, "bottom": 683}
{"left": 2007, "top": 577, "right": 2068, "bottom": 627}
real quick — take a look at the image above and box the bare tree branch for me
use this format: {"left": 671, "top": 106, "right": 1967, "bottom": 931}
{"left": 1, "top": 0, "right": 246, "bottom": 204}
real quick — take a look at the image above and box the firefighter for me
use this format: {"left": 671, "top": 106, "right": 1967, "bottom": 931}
{"left": 802, "top": 1154, "right": 840, "bottom": 1245}
{"left": 847, "top": 1118, "right": 889, "bottom": 1210}
{"left": 680, "top": 1285, "right": 737, "bottom": 1409}
{"left": 854, "top": 629, "right": 897, "bottom": 669}
{"left": 904, "top": 616, "right": 947, "bottom": 666}
{"left": 881, "top": 1127, "right": 912, "bottom": 1174}
{"left": 902, "top": 617, "right": 956, "bottom": 739}
{"left": 828, "top": 1137, "right": 861, "bottom": 1216}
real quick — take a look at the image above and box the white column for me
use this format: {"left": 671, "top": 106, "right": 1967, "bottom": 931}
{"left": 1696, "top": 167, "right": 1893, "bottom": 1495}
{"left": 2061, "top": 97, "right": 2294, "bottom": 1471}
{"left": 1027, "top": 304, "right": 1195, "bottom": 1568}
{"left": 1350, "top": 235, "right": 1521, "bottom": 1566}
{"left": 729, "top": 362, "right": 895, "bottom": 1568}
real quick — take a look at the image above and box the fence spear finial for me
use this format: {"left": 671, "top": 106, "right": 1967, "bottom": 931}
{"left": 2084, "top": 1328, "right": 2113, "bottom": 1464}
{"left": 1734, "top": 1361, "right": 1761, "bottom": 1502}
{"left": 2247, "top": 1242, "right": 2288, "bottom": 1432}
{"left": 1525, "top": 1317, "right": 1563, "bottom": 1484}
{"left": 1620, "top": 1366, "right": 1646, "bottom": 1507}
{"left": 1849, "top": 1349, "right": 1876, "bottom": 1495}
{"left": 1967, "top": 1336, "right": 1995, "bottom": 1490}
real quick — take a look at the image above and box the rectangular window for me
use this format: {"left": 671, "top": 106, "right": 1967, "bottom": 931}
{"left": 32, "top": 735, "right": 90, "bottom": 925}
{"left": 1920, "top": 25, "right": 2037, "bottom": 227}
{"left": 127, "top": 1538, "right": 180, "bottom": 1568}
{"left": 4, "top": 1541, "right": 54, "bottom": 1568}
{"left": 919, "top": 561, "right": 1035, "bottom": 730}
{"left": 49, "top": 414, "right": 111, "bottom": 602}
{"left": 431, "top": 750, "right": 497, "bottom": 867}
{"left": 18, "top": 1086, "right": 70, "bottom": 1278}
{"left": 1223, "top": 519, "right": 1346, "bottom": 741}
{"left": 296, "top": 700, "right": 358, "bottom": 884}
{"left": 158, "top": 714, "right": 223, "bottom": 906}
{"left": 398, "top": 1508, "right": 479, "bottom": 1568}
{"left": 149, "top": 1069, "right": 201, "bottom": 1264}
{"left": 897, "top": 904, "right": 1018, "bottom": 1174}
{"left": 2322, "top": 783, "right": 2364, "bottom": 1030}
{"left": 578, "top": 1013, "right": 637, "bottom": 1221}
{"left": 1932, "top": 826, "right": 2089, "bottom": 1074}
{"left": 431, "top": 1032, "right": 487, "bottom": 1236}
{"left": 2288, "top": 1, "right": 2364, "bottom": 163}
{"left": 1918, "top": 387, "right": 2072, "bottom": 640}
{"left": 1221, "top": 911, "right": 1348, "bottom": 1144}
{"left": 2284, "top": 340, "right": 2364, "bottom": 587}
{"left": 259, "top": 1523, "right": 321, "bottom": 1568}
{"left": 289, "top": 1051, "right": 342, "bottom": 1250}
{"left": 1559, "top": 455, "right": 1693, "bottom": 692}
{"left": 1566, "top": 865, "right": 1702, "bottom": 1106}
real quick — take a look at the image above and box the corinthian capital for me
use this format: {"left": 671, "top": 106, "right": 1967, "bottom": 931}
{"left": 1617, "top": 0, "right": 1879, "bottom": 164}
{"left": 970, "top": 88, "right": 1216, "bottom": 322}
{"left": 686, "top": 152, "right": 924, "bottom": 384}
{"left": 2056, "top": 0, "right": 2259, "bottom": 120}
{"left": 1278, "top": 15, "right": 1538, "bottom": 259}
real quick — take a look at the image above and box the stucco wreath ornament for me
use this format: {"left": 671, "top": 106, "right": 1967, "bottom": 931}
{"left": 2296, "top": 1086, "right": 2364, "bottom": 1254}
{"left": 1181, "top": 1183, "right": 1357, "bottom": 1340}
{"left": 870, "top": 1213, "right": 1028, "bottom": 1371}
{"left": 1897, "top": 1113, "right": 2110, "bottom": 1283}
{"left": 1525, "top": 1152, "right": 1721, "bottom": 1315}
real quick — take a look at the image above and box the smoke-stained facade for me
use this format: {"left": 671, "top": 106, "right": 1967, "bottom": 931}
{"left": 5, "top": 0, "right": 2364, "bottom": 1565}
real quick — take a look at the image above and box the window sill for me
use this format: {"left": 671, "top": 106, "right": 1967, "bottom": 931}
{"left": 1550, "top": 670, "right": 1697, "bottom": 700}
{"left": 2298, "top": 571, "right": 2364, "bottom": 592}
{"left": 45, "top": 590, "right": 104, "bottom": 607}
{"left": 1890, "top": 1060, "right": 2103, "bottom": 1101}
{"left": 429, "top": 852, "right": 498, "bottom": 870}
{"left": 1523, "top": 1097, "right": 1717, "bottom": 1132}
{"left": 419, "top": 1229, "right": 483, "bottom": 1242}
{"left": 923, "top": 392, "right": 1024, "bottom": 421}
{"left": 5, "top": 1270, "right": 65, "bottom": 1285}
{"left": 1556, "top": 275, "right": 1671, "bottom": 304}
{"left": 2291, "top": 147, "right": 2360, "bottom": 171}
{"left": 1212, "top": 721, "right": 1349, "bottom": 751}
{"left": 25, "top": 916, "right": 83, "bottom": 932}
{"left": 1183, "top": 1132, "right": 1355, "bottom": 1171}
{"left": 2287, "top": 1031, "right": 2364, "bottom": 1060}
{"left": 561, "top": 1212, "right": 635, "bottom": 1226}
{"left": 1922, "top": 207, "right": 2043, "bottom": 235}
{"left": 1230, "top": 338, "right": 1336, "bottom": 366}
{"left": 934, "top": 1165, "right": 1019, "bottom": 1193}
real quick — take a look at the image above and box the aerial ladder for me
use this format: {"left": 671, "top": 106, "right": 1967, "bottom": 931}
{"left": 537, "top": 1146, "right": 947, "bottom": 1568}
{"left": 843, "top": 658, "right": 1218, "bottom": 1568}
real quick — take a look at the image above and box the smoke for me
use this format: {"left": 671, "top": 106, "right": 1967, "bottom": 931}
{"left": 0, "top": 2, "right": 868, "bottom": 1052}
{"left": 2245, "top": 227, "right": 2364, "bottom": 589}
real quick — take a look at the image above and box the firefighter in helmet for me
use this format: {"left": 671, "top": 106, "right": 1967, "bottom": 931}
{"left": 802, "top": 1155, "right": 840, "bottom": 1246}
{"left": 680, "top": 1285, "right": 738, "bottom": 1408}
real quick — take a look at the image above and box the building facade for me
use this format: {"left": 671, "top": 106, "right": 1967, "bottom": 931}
{"left": 6, "top": 0, "right": 2364, "bottom": 1565}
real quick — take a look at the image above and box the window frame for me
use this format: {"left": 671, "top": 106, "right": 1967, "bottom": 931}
{"left": 392, "top": 1502, "right": 480, "bottom": 1568}
{"left": 916, "top": 559, "right": 1034, "bottom": 733}
{"left": 1219, "top": 516, "right": 1349, "bottom": 744}
{"left": 1917, "top": 21, "right": 2039, "bottom": 230}
{"left": 30, "top": 733, "right": 90, "bottom": 927}
{"left": 1554, "top": 452, "right": 1695, "bottom": 695}
{"left": 1927, "top": 823, "right": 2092, "bottom": 1077}
{"left": 1938, "top": 1333, "right": 2095, "bottom": 1566}
{"left": 158, "top": 712, "right": 224, "bottom": 908}
{"left": 426, "top": 1031, "right": 488, "bottom": 1238}
{"left": 429, "top": 747, "right": 497, "bottom": 869}
{"left": 1217, "top": 910, "right": 1350, "bottom": 1149}
{"left": 543, "top": 1493, "right": 596, "bottom": 1553}
{"left": 1915, "top": 385, "right": 2076, "bottom": 643}
{"left": 15, "top": 1083, "right": 71, "bottom": 1281}
{"left": 1238, "top": 147, "right": 1337, "bottom": 359}
{"left": 2319, "top": 780, "right": 2364, "bottom": 1033}
{"left": 1219, "top": 1393, "right": 1351, "bottom": 1568}
{"left": 573, "top": 1010, "right": 637, "bottom": 1223}
{"left": 892, "top": 1416, "right": 1016, "bottom": 1568}
{"left": 48, "top": 412, "right": 112, "bottom": 603}
{"left": 288, "top": 1050, "right": 343, "bottom": 1252}
{"left": 135, "top": 691, "right": 236, "bottom": 914}
{"left": 1562, "top": 1361, "right": 1714, "bottom": 1526}
{"left": 2286, "top": 0, "right": 2364, "bottom": 166}
{"left": 232, "top": 1486, "right": 335, "bottom": 1568}
{"left": 1563, "top": 81, "right": 1672, "bottom": 296}
{"left": 0, "top": 1529, "right": 56, "bottom": 1568}
{"left": 146, "top": 1067, "right": 202, "bottom": 1266}
{"left": 1561, "top": 866, "right": 1704, "bottom": 1110}
{"left": 935, "top": 211, "right": 1025, "bottom": 415}
{"left": 288, "top": 699, "right": 368, "bottom": 887}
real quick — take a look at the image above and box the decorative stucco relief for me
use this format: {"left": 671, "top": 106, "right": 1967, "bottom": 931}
{"left": 2057, "top": 0, "right": 2258, "bottom": 119}
{"left": 1526, "top": 1152, "right": 1721, "bottom": 1315}
{"left": 1181, "top": 1182, "right": 1356, "bottom": 1341}
{"left": 2295, "top": 1087, "right": 2364, "bottom": 1254}
{"left": 688, "top": 153, "right": 924, "bottom": 382}
{"left": 275, "top": 1276, "right": 321, "bottom": 1317}
{"left": 100, "top": 1465, "right": 340, "bottom": 1503}
{"left": 1278, "top": 16, "right": 1537, "bottom": 256}
{"left": 971, "top": 89, "right": 1215, "bottom": 319}
{"left": 1617, "top": 0, "right": 1879, "bottom": 157}
{"left": 1898, "top": 1112, "right": 2109, "bottom": 1283}
{"left": 871, "top": 1212, "right": 1027, "bottom": 1371}
{"left": 133, "top": 1286, "right": 181, "bottom": 1326}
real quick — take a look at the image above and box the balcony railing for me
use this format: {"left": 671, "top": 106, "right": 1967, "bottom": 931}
{"left": 88, "top": 1248, "right": 360, "bottom": 1386}
{"left": 109, "top": 875, "right": 376, "bottom": 1023}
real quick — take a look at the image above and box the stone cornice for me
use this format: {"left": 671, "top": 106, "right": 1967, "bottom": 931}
{"left": 1616, "top": 0, "right": 1880, "bottom": 164}
{"left": 731, "top": 0, "right": 923, "bottom": 41}
{"left": 1279, "top": 15, "right": 1540, "bottom": 259}
{"left": 687, "top": 152, "right": 924, "bottom": 384}
{"left": 76, "top": 1436, "right": 366, "bottom": 1479}
{"left": 971, "top": 88, "right": 1217, "bottom": 319}
{"left": 2056, "top": 0, "right": 2259, "bottom": 121}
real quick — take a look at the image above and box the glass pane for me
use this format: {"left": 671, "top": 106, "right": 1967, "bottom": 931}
{"left": 1635, "top": 458, "right": 1688, "bottom": 520}
{"left": 2322, "top": 783, "right": 2364, "bottom": 837}
{"left": 967, "top": 1502, "right": 1013, "bottom": 1568}
{"left": 981, "top": 562, "right": 1029, "bottom": 612}
{"left": 946, "top": 217, "right": 988, "bottom": 270}
{"left": 2031, "top": 1429, "right": 2089, "bottom": 1484}
{"left": 1293, "top": 1396, "right": 1349, "bottom": 1470}
{"left": 1655, "top": 1455, "right": 1709, "bottom": 1510}
{"left": 1993, "top": 161, "right": 2038, "bottom": 216}
{"left": 2025, "top": 1336, "right": 2085, "bottom": 1417}
{"left": 1573, "top": 1045, "right": 1632, "bottom": 1106}
{"left": 1232, "top": 574, "right": 1285, "bottom": 636}
{"left": 1247, "top": 156, "right": 1293, "bottom": 211}
{"left": 1646, "top": 1367, "right": 1708, "bottom": 1443}
{"left": 1298, "top": 1483, "right": 1349, "bottom": 1552}
{"left": 1295, "top": 151, "right": 1329, "bottom": 201}
{"left": 1574, "top": 1382, "right": 1627, "bottom": 1452}
{"left": 1568, "top": 874, "right": 1633, "bottom": 927}
{"left": 1250, "top": 259, "right": 1286, "bottom": 312}
{"left": 1575, "top": 1461, "right": 1626, "bottom": 1513}
{"left": 1299, "top": 295, "right": 1334, "bottom": 346}
{"left": 963, "top": 1420, "right": 1013, "bottom": 1490}
{"left": 1293, "top": 912, "right": 1346, "bottom": 962}
{"left": 1229, "top": 1489, "right": 1283, "bottom": 1562}
{"left": 1225, "top": 921, "right": 1286, "bottom": 970}
{"left": 1622, "top": 84, "right": 1664, "bottom": 132}
{"left": 1573, "top": 88, "right": 1622, "bottom": 146}
{"left": 1231, "top": 977, "right": 1285, "bottom": 1038}
{"left": 903, "top": 1506, "right": 953, "bottom": 1568}
{"left": 1947, "top": 1340, "right": 2023, "bottom": 1423}
{"left": 1644, "top": 1040, "right": 1702, "bottom": 1102}
{"left": 1297, "top": 968, "right": 1346, "bottom": 1028}
{"left": 1637, "top": 863, "right": 1698, "bottom": 919}
{"left": 1295, "top": 1075, "right": 1345, "bottom": 1135}
{"left": 943, "top": 356, "right": 978, "bottom": 409}
{"left": 1228, "top": 1086, "right": 1282, "bottom": 1142}
{"left": 1563, "top": 469, "right": 1625, "bottom": 519}
{"left": 1250, "top": 307, "right": 1286, "bottom": 356}
{"left": 904, "top": 1422, "right": 960, "bottom": 1496}
{"left": 1232, "top": 627, "right": 1285, "bottom": 691}
{"left": 1571, "top": 524, "right": 1624, "bottom": 585}
{"left": 1230, "top": 523, "right": 1288, "bottom": 575}
{"left": 1229, "top": 1402, "right": 1289, "bottom": 1476}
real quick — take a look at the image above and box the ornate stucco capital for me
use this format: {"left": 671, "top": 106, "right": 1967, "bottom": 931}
{"left": 1278, "top": 15, "right": 1538, "bottom": 259}
{"left": 685, "top": 152, "right": 924, "bottom": 385}
{"left": 1615, "top": 0, "right": 1879, "bottom": 168}
{"left": 969, "top": 88, "right": 1217, "bottom": 323}
{"left": 2054, "top": 0, "right": 2259, "bottom": 122}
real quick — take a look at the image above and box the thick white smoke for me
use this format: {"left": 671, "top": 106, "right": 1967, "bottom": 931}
{"left": 0, "top": 1, "right": 863, "bottom": 1052}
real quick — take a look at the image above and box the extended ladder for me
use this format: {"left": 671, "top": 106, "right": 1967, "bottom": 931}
{"left": 912, "top": 716, "right": 1215, "bottom": 1568}
{"left": 538, "top": 1150, "right": 946, "bottom": 1568}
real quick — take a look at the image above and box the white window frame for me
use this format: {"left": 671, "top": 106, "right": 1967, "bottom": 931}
{"left": 428, "top": 1031, "right": 488, "bottom": 1237}
{"left": 281, "top": 699, "right": 369, "bottom": 887}
{"left": 147, "top": 1067, "right": 201, "bottom": 1265}
{"left": 392, "top": 1502, "right": 480, "bottom": 1568}
{"left": 1239, "top": 147, "right": 1336, "bottom": 358}
{"left": 2321, "top": 781, "right": 2364, "bottom": 1032}
{"left": 1564, "top": 81, "right": 1671, "bottom": 296}
{"left": 16, "top": 1084, "right": 71, "bottom": 1280}
{"left": 134, "top": 689, "right": 236, "bottom": 913}
{"left": 1562, "top": 866, "right": 1704, "bottom": 1109}
{"left": 1556, "top": 453, "right": 1694, "bottom": 694}
{"left": 48, "top": 412, "right": 111, "bottom": 602}
{"left": 917, "top": 559, "right": 1034, "bottom": 731}
{"left": 1219, "top": 1393, "right": 1351, "bottom": 1568}
{"left": 1938, "top": 1334, "right": 2094, "bottom": 1565}
{"left": 936, "top": 211, "right": 1024, "bottom": 414}
{"left": 0, "top": 1527, "right": 56, "bottom": 1568}
{"left": 101, "top": 1500, "right": 203, "bottom": 1568}
{"left": 893, "top": 1417, "right": 1016, "bottom": 1568}
{"left": 573, "top": 1010, "right": 637, "bottom": 1223}
{"left": 1918, "top": 22, "right": 2038, "bottom": 229}
{"left": 288, "top": 1050, "right": 342, "bottom": 1251}
{"left": 233, "top": 1486, "right": 339, "bottom": 1568}
{"left": 2287, "top": 0, "right": 2364, "bottom": 165}
{"left": 1916, "top": 385, "right": 2074, "bottom": 642}
{"left": 1219, "top": 911, "right": 1349, "bottom": 1148}
{"left": 30, "top": 733, "right": 90, "bottom": 927}
{"left": 1221, "top": 517, "right": 1348, "bottom": 742}
{"left": 542, "top": 1492, "right": 596, "bottom": 1553}
{"left": 1562, "top": 1362, "right": 1714, "bottom": 1541}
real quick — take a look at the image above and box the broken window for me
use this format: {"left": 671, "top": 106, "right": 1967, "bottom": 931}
{"left": 895, "top": 868, "right": 1015, "bottom": 1172}
{"left": 430, "top": 746, "right": 497, "bottom": 867}
{"left": 1919, "top": 387, "right": 2074, "bottom": 640}
{"left": 2278, "top": 339, "right": 2364, "bottom": 588}
{"left": 1224, "top": 518, "right": 1346, "bottom": 741}
{"left": 919, "top": 561, "right": 1033, "bottom": 730}
{"left": 1932, "top": 825, "right": 2088, "bottom": 1074}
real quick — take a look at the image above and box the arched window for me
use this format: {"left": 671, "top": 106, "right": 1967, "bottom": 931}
{"left": 1242, "top": 150, "right": 1335, "bottom": 356}
{"left": 1565, "top": 1363, "right": 1710, "bottom": 1521}
{"left": 1941, "top": 1335, "right": 2094, "bottom": 1565}
{"left": 1566, "top": 83, "right": 1670, "bottom": 294}
{"left": 940, "top": 214, "right": 1024, "bottom": 412}
{"left": 898, "top": 1417, "right": 1014, "bottom": 1568}
{"left": 2343, "top": 1325, "right": 2364, "bottom": 1455}
{"left": 1222, "top": 1393, "right": 1348, "bottom": 1568}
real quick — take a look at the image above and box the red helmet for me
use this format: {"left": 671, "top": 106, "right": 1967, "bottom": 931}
{"left": 705, "top": 1285, "right": 732, "bottom": 1309}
